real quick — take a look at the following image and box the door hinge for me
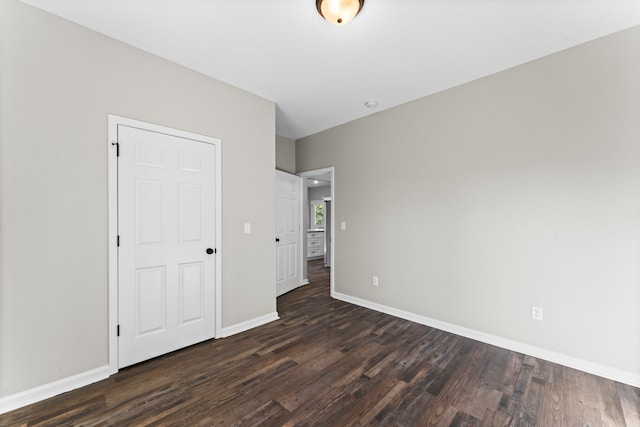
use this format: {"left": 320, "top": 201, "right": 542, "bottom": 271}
{"left": 117, "top": 235, "right": 120, "bottom": 247}
{"left": 111, "top": 142, "right": 120, "bottom": 157}
{"left": 117, "top": 325, "right": 120, "bottom": 337}
{"left": 214, "top": 248, "right": 217, "bottom": 254}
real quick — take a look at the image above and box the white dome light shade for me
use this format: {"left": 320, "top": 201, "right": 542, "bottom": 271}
{"left": 316, "top": 0, "right": 364, "bottom": 26}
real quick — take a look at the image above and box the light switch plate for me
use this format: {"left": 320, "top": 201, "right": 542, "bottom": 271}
{"left": 244, "top": 223, "right": 251, "bottom": 234}
{"left": 341, "top": 221, "right": 346, "bottom": 230}
{"left": 531, "top": 306, "right": 543, "bottom": 320}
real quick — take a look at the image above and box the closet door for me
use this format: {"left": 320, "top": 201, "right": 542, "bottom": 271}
{"left": 118, "top": 124, "right": 217, "bottom": 367}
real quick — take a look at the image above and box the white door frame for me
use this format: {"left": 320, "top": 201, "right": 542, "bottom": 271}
{"left": 107, "top": 114, "right": 222, "bottom": 374}
{"left": 298, "top": 167, "right": 335, "bottom": 296}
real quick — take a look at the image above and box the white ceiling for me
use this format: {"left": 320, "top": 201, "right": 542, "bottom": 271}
{"left": 306, "top": 171, "right": 332, "bottom": 188}
{"left": 20, "top": 0, "right": 640, "bottom": 140}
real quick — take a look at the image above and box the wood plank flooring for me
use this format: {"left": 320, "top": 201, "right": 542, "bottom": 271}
{"left": 2, "top": 259, "right": 639, "bottom": 426}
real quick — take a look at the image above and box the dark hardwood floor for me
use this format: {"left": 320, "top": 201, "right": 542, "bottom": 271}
{"left": 2, "top": 259, "right": 639, "bottom": 426}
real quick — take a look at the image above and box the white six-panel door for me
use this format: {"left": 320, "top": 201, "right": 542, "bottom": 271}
{"left": 276, "top": 170, "right": 302, "bottom": 296}
{"left": 118, "top": 124, "right": 217, "bottom": 368}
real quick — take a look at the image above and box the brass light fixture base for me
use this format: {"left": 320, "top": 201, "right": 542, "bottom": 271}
{"left": 316, "top": 0, "right": 365, "bottom": 26}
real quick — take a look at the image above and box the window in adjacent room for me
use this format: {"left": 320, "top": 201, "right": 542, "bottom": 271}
{"left": 311, "top": 200, "right": 324, "bottom": 228}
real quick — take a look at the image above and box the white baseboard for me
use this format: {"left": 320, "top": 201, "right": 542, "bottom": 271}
{"left": 1, "top": 312, "right": 280, "bottom": 415}
{"left": 5, "top": 298, "right": 636, "bottom": 416}
{"left": 0, "top": 365, "right": 111, "bottom": 415}
{"left": 332, "top": 292, "right": 640, "bottom": 388}
{"left": 221, "top": 312, "right": 280, "bottom": 338}
{"left": 301, "top": 279, "right": 310, "bottom": 286}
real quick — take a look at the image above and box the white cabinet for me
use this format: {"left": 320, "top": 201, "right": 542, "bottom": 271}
{"left": 307, "top": 231, "right": 324, "bottom": 258}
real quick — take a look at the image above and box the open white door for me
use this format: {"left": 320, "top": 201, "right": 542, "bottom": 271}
{"left": 276, "top": 170, "right": 303, "bottom": 296}
{"left": 117, "top": 122, "right": 219, "bottom": 368}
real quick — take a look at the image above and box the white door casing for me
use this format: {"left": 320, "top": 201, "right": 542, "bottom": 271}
{"left": 108, "top": 115, "right": 221, "bottom": 370}
{"left": 276, "top": 170, "right": 303, "bottom": 296}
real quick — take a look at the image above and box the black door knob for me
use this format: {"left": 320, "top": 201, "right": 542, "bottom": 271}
{"left": 206, "top": 248, "right": 214, "bottom": 255}
{"left": 276, "top": 238, "right": 280, "bottom": 242}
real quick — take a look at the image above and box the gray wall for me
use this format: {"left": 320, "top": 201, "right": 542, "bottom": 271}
{"left": 276, "top": 135, "right": 296, "bottom": 174}
{"left": 297, "top": 26, "right": 640, "bottom": 378}
{"left": 0, "top": 0, "right": 275, "bottom": 397}
{"left": 308, "top": 186, "right": 331, "bottom": 203}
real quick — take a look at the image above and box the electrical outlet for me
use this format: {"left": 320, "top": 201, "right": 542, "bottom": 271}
{"left": 372, "top": 276, "right": 379, "bottom": 286}
{"left": 531, "top": 306, "right": 543, "bottom": 321}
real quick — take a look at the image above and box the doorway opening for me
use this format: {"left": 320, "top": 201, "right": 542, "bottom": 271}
{"left": 297, "top": 167, "right": 335, "bottom": 296}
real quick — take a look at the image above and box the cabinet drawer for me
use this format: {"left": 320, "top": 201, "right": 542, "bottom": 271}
{"left": 307, "top": 247, "right": 323, "bottom": 257}
{"left": 307, "top": 238, "right": 323, "bottom": 248}
{"left": 308, "top": 232, "right": 324, "bottom": 239}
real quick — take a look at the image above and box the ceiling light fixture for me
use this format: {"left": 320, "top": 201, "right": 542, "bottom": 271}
{"left": 364, "top": 100, "right": 378, "bottom": 108}
{"left": 316, "top": 0, "right": 364, "bottom": 26}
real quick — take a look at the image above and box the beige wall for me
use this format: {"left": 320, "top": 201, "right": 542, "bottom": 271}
{"left": 0, "top": 0, "right": 275, "bottom": 397}
{"left": 297, "top": 26, "right": 640, "bottom": 378}
{"left": 276, "top": 135, "right": 296, "bottom": 173}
